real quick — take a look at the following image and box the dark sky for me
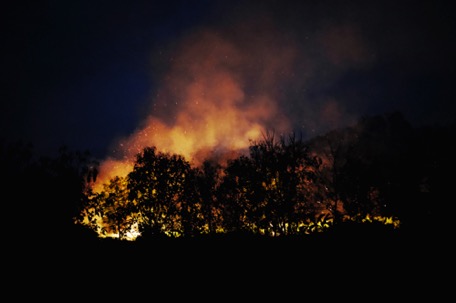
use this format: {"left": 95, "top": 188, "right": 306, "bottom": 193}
{"left": 2, "top": 0, "right": 455, "bottom": 161}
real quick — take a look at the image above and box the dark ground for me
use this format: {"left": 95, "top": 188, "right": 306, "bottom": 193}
{"left": 7, "top": 221, "right": 450, "bottom": 300}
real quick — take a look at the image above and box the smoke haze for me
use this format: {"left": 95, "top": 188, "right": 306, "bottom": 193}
{"left": 96, "top": 18, "right": 300, "bottom": 187}
{"left": 2, "top": 0, "right": 454, "bottom": 187}
{"left": 93, "top": 0, "right": 456, "bottom": 188}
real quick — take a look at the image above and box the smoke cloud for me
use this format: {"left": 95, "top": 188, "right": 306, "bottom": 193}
{"left": 93, "top": 6, "right": 377, "bottom": 190}
{"left": 94, "top": 20, "right": 300, "bottom": 189}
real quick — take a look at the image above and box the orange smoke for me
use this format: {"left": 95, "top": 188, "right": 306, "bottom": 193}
{"left": 93, "top": 28, "right": 295, "bottom": 192}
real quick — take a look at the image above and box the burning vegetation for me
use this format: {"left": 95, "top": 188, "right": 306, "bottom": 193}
{"left": 4, "top": 111, "right": 453, "bottom": 244}
{"left": 6, "top": 21, "right": 452, "bottom": 243}
{"left": 75, "top": 125, "right": 405, "bottom": 241}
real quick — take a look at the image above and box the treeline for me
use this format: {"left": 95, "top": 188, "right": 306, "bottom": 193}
{"left": 3, "top": 111, "right": 454, "bottom": 244}
{"left": 77, "top": 111, "right": 454, "bottom": 240}
{"left": 2, "top": 142, "right": 100, "bottom": 244}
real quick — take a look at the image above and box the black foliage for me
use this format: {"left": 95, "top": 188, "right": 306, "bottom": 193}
{"left": 1, "top": 141, "right": 99, "bottom": 247}
{"left": 2, "top": 112, "right": 454, "bottom": 254}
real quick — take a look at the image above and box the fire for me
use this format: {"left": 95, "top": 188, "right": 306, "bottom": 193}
{"left": 92, "top": 28, "right": 293, "bottom": 191}
{"left": 75, "top": 18, "right": 404, "bottom": 241}
{"left": 80, "top": 28, "right": 296, "bottom": 239}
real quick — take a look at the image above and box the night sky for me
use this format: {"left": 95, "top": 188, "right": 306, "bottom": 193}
{"left": 2, "top": 0, "right": 455, "bottom": 162}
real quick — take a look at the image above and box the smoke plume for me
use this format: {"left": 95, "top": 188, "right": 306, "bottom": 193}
{"left": 94, "top": 21, "right": 298, "bottom": 190}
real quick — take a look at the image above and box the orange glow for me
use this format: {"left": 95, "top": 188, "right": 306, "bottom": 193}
{"left": 92, "top": 158, "right": 134, "bottom": 193}
{"left": 84, "top": 28, "right": 296, "bottom": 242}
{"left": 93, "top": 29, "right": 293, "bottom": 191}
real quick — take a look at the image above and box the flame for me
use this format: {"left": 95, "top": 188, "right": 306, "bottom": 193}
{"left": 76, "top": 17, "right": 402, "bottom": 240}
{"left": 93, "top": 28, "right": 294, "bottom": 191}
{"left": 84, "top": 27, "right": 296, "bottom": 238}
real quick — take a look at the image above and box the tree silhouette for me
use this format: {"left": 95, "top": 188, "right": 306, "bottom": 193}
{"left": 307, "top": 112, "right": 414, "bottom": 223}
{"left": 218, "top": 131, "right": 322, "bottom": 236}
{"left": 80, "top": 176, "right": 136, "bottom": 240}
{"left": 192, "top": 160, "right": 224, "bottom": 235}
{"left": 0, "top": 139, "right": 100, "bottom": 245}
{"left": 71, "top": 111, "right": 453, "bottom": 242}
{"left": 127, "top": 146, "right": 194, "bottom": 238}
{"left": 399, "top": 121, "right": 456, "bottom": 235}
{"left": 217, "top": 154, "right": 255, "bottom": 234}
{"left": 307, "top": 127, "right": 355, "bottom": 224}
{"left": 45, "top": 146, "right": 99, "bottom": 233}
